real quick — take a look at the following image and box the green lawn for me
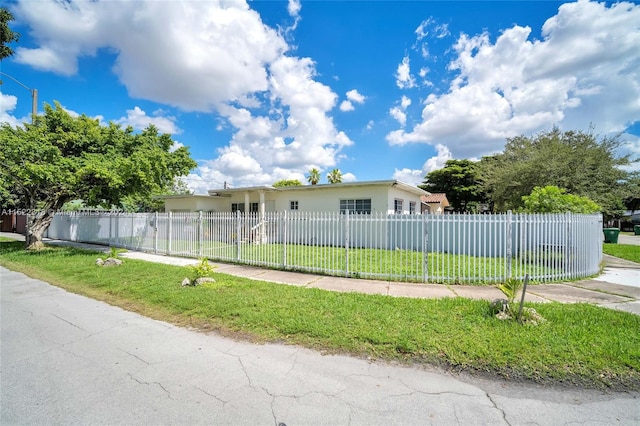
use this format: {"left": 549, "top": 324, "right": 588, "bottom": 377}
{"left": 114, "top": 237, "right": 558, "bottom": 284}
{"left": 603, "top": 244, "right": 640, "bottom": 263}
{"left": 1, "top": 240, "right": 638, "bottom": 390}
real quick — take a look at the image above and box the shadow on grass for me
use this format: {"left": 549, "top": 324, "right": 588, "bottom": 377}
{"left": 0, "top": 240, "right": 98, "bottom": 258}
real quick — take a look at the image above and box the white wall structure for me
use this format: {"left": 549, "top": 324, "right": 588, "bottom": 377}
{"left": 163, "top": 180, "right": 427, "bottom": 215}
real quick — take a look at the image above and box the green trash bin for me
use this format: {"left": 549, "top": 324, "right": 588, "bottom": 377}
{"left": 634, "top": 225, "right": 640, "bottom": 236}
{"left": 603, "top": 228, "right": 620, "bottom": 243}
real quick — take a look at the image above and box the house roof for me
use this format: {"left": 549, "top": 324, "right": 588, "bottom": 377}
{"left": 207, "top": 180, "right": 429, "bottom": 197}
{"left": 421, "top": 193, "right": 449, "bottom": 204}
{"left": 155, "top": 194, "right": 217, "bottom": 200}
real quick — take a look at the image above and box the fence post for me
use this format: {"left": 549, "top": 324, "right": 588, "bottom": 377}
{"left": 167, "top": 212, "right": 172, "bottom": 255}
{"left": 236, "top": 210, "right": 241, "bottom": 261}
{"left": 423, "top": 213, "right": 428, "bottom": 283}
{"left": 344, "top": 210, "right": 350, "bottom": 277}
{"left": 565, "top": 211, "right": 571, "bottom": 279}
{"left": 198, "top": 211, "right": 203, "bottom": 258}
{"left": 506, "top": 210, "right": 513, "bottom": 280}
{"left": 282, "top": 210, "right": 287, "bottom": 268}
{"left": 153, "top": 212, "right": 158, "bottom": 254}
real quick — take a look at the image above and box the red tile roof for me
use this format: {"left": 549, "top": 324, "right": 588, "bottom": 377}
{"left": 421, "top": 193, "right": 448, "bottom": 204}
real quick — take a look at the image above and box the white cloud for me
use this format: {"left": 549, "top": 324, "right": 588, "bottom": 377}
{"left": 340, "top": 100, "right": 354, "bottom": 112}
{"left": 116, "top": 106, "right": 181, "bottom": 134}
{"left": 14, "top": 1, "right": 287, "bottom": 111}
{"left": 387, "top": 0, "right": 640, "bottom": 159}
{"left": 389, "top": 95, "right": 412, "bottom": 126}
{"left": 346, "top": 89, "right": 365, "bottom": 104}
{"left": 340, "top": 89, "right": 365, "bottom": 112}
{"left": 170, "top": 141, "right": 184, "bottom": 153}
{"left": 395, "top": 56, "right": 416, "bottom": 89}
{"left": 0, "top": 94, "right": 30, "bottom": 127}
{"left": 342, "top": 172, "right": 357, "bottom": 182}
{"left": 392, "top": 144, "right": 452, "bottom": 186}
{"left": 389, "top": 106, "right": 407, "bottom": 127}
{"left": 288, "top": 0, "right": 301, "bottom": 18}
{"left": 193, "top": 54, "right": 353, "bottom": 188}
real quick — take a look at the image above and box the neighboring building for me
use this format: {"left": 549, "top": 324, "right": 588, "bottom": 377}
{"left": 421, "top": 193, "right": 450, "bottom": 214}
{"left": 163, "top": 180, "right": 431, "bottom": 215}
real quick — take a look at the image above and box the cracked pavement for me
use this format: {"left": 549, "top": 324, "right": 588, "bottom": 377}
{"left": 2, "top": 266, "right": 638, "bottom": 425}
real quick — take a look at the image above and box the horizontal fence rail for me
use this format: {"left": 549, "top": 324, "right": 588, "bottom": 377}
{"left": 44, "top": 211, "right": 603, "bottom": 284}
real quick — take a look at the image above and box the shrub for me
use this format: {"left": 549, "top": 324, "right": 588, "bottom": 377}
{"left": 521, "top": 186, "right": 601, "bottom": 213}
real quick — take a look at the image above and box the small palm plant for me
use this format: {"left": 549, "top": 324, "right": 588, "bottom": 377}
{"left": 189, "top": 257, "right": 216, "bottom": 281}
{"left": 494, "top": 275, "right": 543, "bottom": 325}
{"left": 497, "top": 277, "right": 523, "bottom": 307}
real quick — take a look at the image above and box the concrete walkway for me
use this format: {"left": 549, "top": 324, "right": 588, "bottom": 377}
{"left": 2, "top": 232, "right": 639, "bottom": 315}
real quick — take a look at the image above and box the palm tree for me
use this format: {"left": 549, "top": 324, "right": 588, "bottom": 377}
{"left": 327, "top": 168, "right": 343, "bottom": 184}
{"left": 306, "top": 168, "right": 321, "bottom": 185}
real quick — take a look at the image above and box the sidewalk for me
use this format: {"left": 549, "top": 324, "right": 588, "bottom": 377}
{"left": 2, "top": 232, "right": 639, "bottom": 315}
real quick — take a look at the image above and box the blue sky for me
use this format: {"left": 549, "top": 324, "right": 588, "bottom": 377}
{"left": 1, "top": 0, "right": 639, "bottom": 193}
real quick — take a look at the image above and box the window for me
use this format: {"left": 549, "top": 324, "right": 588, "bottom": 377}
{"left": 250, "top": 202, "right": 259, "bottom": 213}
{"left": 394, "top": 199, "right": 403, "bottom": 214}
{"left": 231, "top": 203, "right": 245, "bottom": 213}
{"left": 340, "top": 198, "right": 371, "bottom": 214}
{"left": 409, "top": 201, "right": 416, "bottom": 215}
{"left": 290, "top": 201, "right": 299, "bottom": 210}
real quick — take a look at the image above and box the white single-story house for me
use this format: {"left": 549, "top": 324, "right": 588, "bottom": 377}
{"left": 163, "top": 180, "right": 431, "bottom": 215}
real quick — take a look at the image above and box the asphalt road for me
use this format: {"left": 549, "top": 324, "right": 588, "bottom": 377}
{"left": 1, "top": 266, "right": 639, "bottom": 425}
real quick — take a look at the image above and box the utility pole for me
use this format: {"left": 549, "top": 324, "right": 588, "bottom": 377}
{"left": 0, "top": 71, "right": 37, "bottom": 123}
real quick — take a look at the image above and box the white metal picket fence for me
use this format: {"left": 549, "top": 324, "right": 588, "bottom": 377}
{"left": 45, "top": 211, "right": 603, "bottom": 284}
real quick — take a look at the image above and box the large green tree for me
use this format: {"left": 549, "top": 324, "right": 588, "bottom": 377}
{"left": 479, "top": 128, "right": 634, "bottom": 217}
{"left": 1, "top": 7, "right": 20, "bottom": 60}
{"left": 0, "top": 102, "right": 197, "bottom": 249}
{"left": 623, "top": 172, "right": 640, "bottom": 213}
{"left": 419, "top": 159, "right": 486, "bottom": 212}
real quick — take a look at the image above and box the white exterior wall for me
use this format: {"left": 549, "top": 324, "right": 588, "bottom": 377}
{"left": 387, "top": 186, "right": 423, "bottom": 214}
{"left": 164, "top": 182, "right": 426, "bottom": 214}
{"left": 164, "top": 197, "right": 225, "bottom": 212}
{"left": 274, "top": 185, "right": 391, "bottom": 213}
{"left": 224, "top": 192, "right": 278, "bottom": 212}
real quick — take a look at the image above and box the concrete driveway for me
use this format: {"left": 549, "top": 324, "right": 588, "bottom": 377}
{"left": 2, "top": 266, "right": 639, "bottom": 425}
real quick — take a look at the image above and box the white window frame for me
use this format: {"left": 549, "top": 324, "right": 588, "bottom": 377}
{"left": 409, "top": 201, "right": 416, "bottom": 215}
{"left": 290, "top": 200, "right": 299, "bottom": 210}
{"left": 394, "top": 199, "right": 404, "bottom": 214}
{"left": 339, "top": 198, "right": 371, "bottom": 214}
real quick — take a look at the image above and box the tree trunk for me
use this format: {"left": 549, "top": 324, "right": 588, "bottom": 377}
{"left": 25, "top": 210, "right": 56, "bottom": 250}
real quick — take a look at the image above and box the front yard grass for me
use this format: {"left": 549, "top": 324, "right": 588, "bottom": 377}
{"left": 165, "top": 240, "right": 557, "bottom": 284}
{"left": 602, "top": 243, "right": 640, "bottom": 263}
{"left": 1, "top": 240, "right": 638, "bottom": 391}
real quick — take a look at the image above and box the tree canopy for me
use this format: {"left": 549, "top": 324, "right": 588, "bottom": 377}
{"left": 1, "top": 7, "right": 20, "bottom": 60}
{"left": 521, "top": 186, "right": 601, "bottom": 214}
{"left": 306, "top": 168, "right": 321, "bottom": 185}
{"left": 327, "top": 168, "right": 343, "bottom": 184}
{"left": 479, "top": 128, "right": 634, "bottom": 217}
{"left": 273, "top": 179, "right": 302, "bottom": 187}
{"left": 419, "top": 159, "right": 486, "bottom": 213}
{"left": 0, "top": 102, "right": 197, "bottom": 248}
